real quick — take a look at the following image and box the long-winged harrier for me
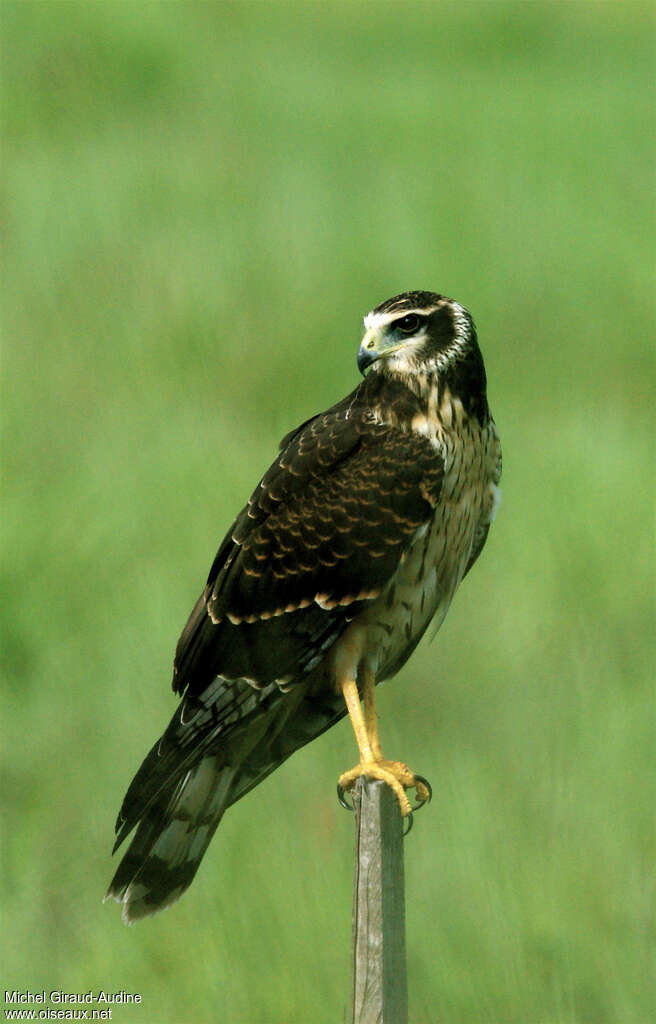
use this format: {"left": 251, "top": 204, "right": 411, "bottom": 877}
{"left": 106, "top": 290, "right": 502, "bottom": 923}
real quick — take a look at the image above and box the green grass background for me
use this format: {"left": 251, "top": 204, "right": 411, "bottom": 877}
{"left": 2, "top": 3, "right": 654, "bottom": 1022}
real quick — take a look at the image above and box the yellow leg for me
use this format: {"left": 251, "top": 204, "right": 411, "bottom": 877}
{"left": 337, "top": 672, "right": 430, "bottom": 817}
{"left": 362, "top": 666, "right": 383, "bottom": 761}
{"left": 340, "top": 673, "right": 376, "bottom": 763}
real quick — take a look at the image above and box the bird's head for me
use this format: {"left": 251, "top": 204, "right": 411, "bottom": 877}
{"left": 357, "top": 291, "right": 478, "bottom": 380}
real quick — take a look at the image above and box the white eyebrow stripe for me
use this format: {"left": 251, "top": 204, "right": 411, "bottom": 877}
{"left": 363, "top": 310, "right": 397, "bottom": 331}
{"left": 364, "top": 307, "right": 428, "bottom": 332}
{"left": 363, "top": 298, "right": 451, "bottom": 332}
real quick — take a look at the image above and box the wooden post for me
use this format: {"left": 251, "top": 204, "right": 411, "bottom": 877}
{"left": 351, "top": 777, "right": 408, "bottom": 1024}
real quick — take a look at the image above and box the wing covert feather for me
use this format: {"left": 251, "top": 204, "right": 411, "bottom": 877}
{"left": 173, "top": 379, "right": 443, "bottom": 695}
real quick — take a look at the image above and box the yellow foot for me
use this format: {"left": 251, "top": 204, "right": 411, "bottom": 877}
{"left": 337, "top": 760, "right": 431, "bottom": 817}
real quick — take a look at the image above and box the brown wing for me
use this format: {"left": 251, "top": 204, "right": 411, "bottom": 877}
{"left": 173, "top": 376, "right": 444, "bottom": 697}
{"left": 108, "top": 376, "right": 444, "bottom": 919}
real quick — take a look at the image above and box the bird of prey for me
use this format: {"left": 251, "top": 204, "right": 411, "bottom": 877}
{"left": 106, "top": 290, "right": 501, "bottom": 923}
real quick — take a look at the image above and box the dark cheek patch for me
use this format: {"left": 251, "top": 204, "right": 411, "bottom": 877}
{"left": 426, "top": 306, "right": 457, "bottom": 354}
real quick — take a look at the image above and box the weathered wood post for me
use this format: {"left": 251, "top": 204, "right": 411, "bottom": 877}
{"left": 350, "top": 777, "right": 408, "bottom": 1024}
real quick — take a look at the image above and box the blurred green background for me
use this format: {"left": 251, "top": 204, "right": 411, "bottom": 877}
{"left": 2, "top": 2, "right": 654, "bottom": 1022}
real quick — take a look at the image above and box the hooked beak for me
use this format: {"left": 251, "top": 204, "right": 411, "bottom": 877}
{"left": 357, "top": 326, "right": 405, "bottom": 375}
{"left": 357, "top": 327, "right": 384, "bottom": 375}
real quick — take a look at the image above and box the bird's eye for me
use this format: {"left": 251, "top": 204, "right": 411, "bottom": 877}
{"left": 396, "top": 314, "right": 420, "bottom": 334}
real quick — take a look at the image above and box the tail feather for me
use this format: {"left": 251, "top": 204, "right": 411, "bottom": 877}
{"left": 105, "top": 756, "right": 236, "bottom": 923}
{"left": 106, "top": 677, "right": 347, "bottom": 923}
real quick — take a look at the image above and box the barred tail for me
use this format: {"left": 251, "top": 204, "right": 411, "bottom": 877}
{"left": 106, "top": 678, "right": 347, "bottom": 923}
{"left": 105, "top": 755, "right": 236, "bottom": 924}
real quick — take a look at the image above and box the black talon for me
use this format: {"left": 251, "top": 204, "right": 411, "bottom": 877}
{"left": 402, "top": 811, "right": 414, "bottom": 837}
{"left": 337, "top": 782, "right": 353, "bottom": 811}
{"left": 411, "top": 774, "right": 432, "bottom": 811}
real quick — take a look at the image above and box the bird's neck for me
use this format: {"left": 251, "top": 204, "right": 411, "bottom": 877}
{"left": 375, "top": 358, "right": 489, "bottom": 428}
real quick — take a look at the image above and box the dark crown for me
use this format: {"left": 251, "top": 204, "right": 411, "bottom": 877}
{"left": 372, "top": 291, "right": 446, "bottom": 316}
